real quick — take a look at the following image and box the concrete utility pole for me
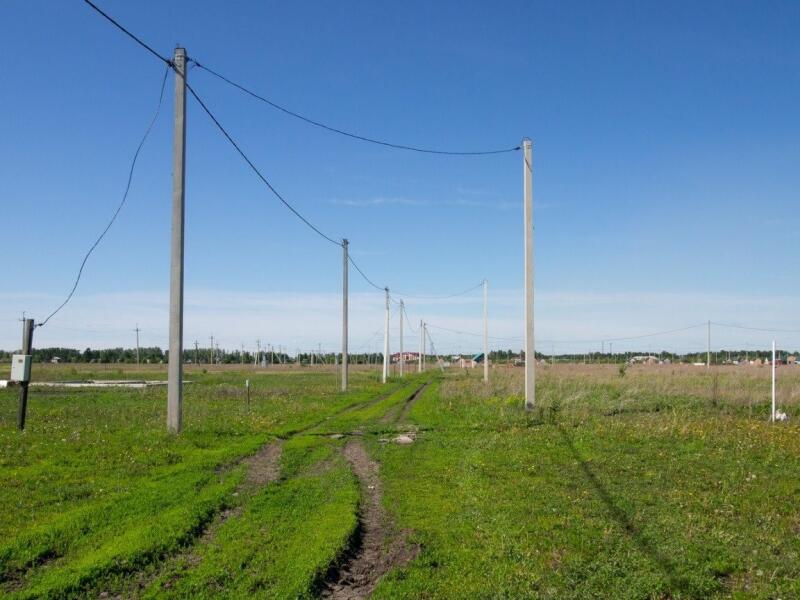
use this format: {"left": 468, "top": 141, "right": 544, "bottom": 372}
{"left": 422, "top": 322, "right": 427, "bottom": 371}
{"left": 522, "top": 137, "right": 535, "bottom": 410}
{"left": 341, "top": 239, "right": 349, "bottom": 391}
{"left": 707, "top": 320, "right": 711, "bottom": 368}
{"left": 382, "top": 288, "right": 390, "bottom": 383}
{"left": 210, "top": 335, "right": 215, "bottom": 365}
{"left": 418, "top": 319, "right": 423, "bottom": 372}
{"left": 399, "top": 300, "right": 404, "bottom": 377}
{"left": 135, "top": 324, "right": 141, "bottom": 366}
{"left": 167, "top": 47, "right": 187, "bottom": 433}
{"left": 483, "top": 279, "right": 489, "bottom": 383}
{"left": 17, "top": 318, "right": 34, "bottom": 430}
{"left": 255, "top": 339, "right": 260, "bottom": 367}
{"left": 194, "top": 340, "right": 198, "bottom": 365}
{"left": 241, "top": 343, "right": 245, "bottom": 365}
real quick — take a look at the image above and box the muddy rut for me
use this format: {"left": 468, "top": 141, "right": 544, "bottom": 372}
{"left": 319, "top": 440, "right": 418, "bottom": 599}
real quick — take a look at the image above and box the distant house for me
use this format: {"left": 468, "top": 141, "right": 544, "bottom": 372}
{"left": 788, "top": 355, "right": 797, "bottom": 365}
{"left": 391, "top": 352, "right": 419, "bottom": 363}
{"left": 50, "top": 357, "right": 61, "bottom": 364}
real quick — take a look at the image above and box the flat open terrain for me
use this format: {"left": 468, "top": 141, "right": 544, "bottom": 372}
{"left": 2, "top": 363, "right": 799, "bottom": 598}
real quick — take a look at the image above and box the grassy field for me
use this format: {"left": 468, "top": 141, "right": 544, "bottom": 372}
{"left": 2, "top": 363, "right": 799, "bottom": 598}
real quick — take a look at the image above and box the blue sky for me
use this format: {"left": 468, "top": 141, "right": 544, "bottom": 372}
{"left": 1, "top": 0, "right": 799, "bottom": 354}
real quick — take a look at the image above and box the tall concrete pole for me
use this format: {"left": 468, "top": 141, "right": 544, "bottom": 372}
{"left": 399, "top": 300, "right": 404, "bottom": 377}
{"left": 341, "top": 239, "right": 349, "bottom": 391}
{"left": 382, "top": 288, "right": 390, "bottom": 383}
{"left": 418, "top": 319, "right": 423, "bottom": 372}
{"left": 707, "top": 320, "right": 711, "bottom": 368}
{"left": 167, "top": 47, "right": 187, "bottom": 433}
{"left": 523, "top": 138, "right": 535, "bottom": 410}
{"left": 210, "top": 335, "right": 215, "bottom": 365}
{"left": 135, "top": 324, "right": 141, "bottom": 366}
{"left": 422, "top": 322, "right": 427, "bottom": 371}
{"left": 483, "top": 279, "right": 489, "bottom": 383}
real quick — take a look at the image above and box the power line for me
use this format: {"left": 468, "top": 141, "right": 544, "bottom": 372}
{"left": 82, "top": 0, "right": 171, "bottom": 65}
{"left": 711, "top": 322, "right": 800, "bottom": 334}
{"left": 184, "top": 80, "right": 342, "bottom": 247}
{"left": 426, "top": 323, "right": 522, "bottom": 342}
{"left": 347, "top": 255, "right": 385, "bottom": 291}
{"left": 391, "top": 282, "right": 484, "bottom": 300}
{"left": 38, "top": 65, "right": 170, "bottom": 328}
{"left": 190, "top": 60, "right": 521, "bottom": 156}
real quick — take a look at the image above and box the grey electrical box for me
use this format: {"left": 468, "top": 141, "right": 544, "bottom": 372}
{"left": 10, "top": 354, "right": 32, "bottom": 383}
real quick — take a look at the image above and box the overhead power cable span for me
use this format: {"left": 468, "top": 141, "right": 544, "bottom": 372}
{"left": 190, "top": 60, "right": 520, "bottom": 156}
{"left": 38, "top": 65, "right": 170, "bottom": 327}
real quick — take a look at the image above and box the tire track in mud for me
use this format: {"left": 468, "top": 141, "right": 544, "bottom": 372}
{"left": 318, "top": 440, "right": 419, "bottom": 599}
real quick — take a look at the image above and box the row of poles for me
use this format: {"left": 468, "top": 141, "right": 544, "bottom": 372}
{"left": 15, "top": 47, "right": 535, "bottom": 433}
{"left": 166, "top": 48, "right": 534, "bottom": 432}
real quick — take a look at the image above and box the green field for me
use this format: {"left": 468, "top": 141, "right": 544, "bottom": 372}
{"left": 2, "top": 363, "right": 799, "bottom": 598}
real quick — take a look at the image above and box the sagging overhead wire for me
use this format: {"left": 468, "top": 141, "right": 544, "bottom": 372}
{"left": 38, "top": 65, "right": 170, "bottom": 328}
{"left": 83, "top": 0, "right": 172, "bottom": 66}
{"left": 185, "top": 81, "right": 342, "bottom": 247}
{"left": 190, "top": 60, "right": 520, "bottom": 156}
{"left": 711, "top": 322, "right": 800, "bottom": 334}
{"left": 80, "top": 0, "right": 498, "bottom": 304}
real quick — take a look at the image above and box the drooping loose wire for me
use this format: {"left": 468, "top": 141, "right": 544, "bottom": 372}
{"left": 191, "top": 60, "right": 521, "bottom": 156}
{"left": 39, "top": 66, "right": 170, "bottom": 327}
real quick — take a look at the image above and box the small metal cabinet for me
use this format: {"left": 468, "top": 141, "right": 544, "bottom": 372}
{"left": 10, "top": 354, "right": 32, "bottom": 383}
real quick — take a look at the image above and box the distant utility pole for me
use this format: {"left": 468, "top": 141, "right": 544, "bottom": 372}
{"left": 707, "top": 320, "right": 711, "bottom": 368}
{"left": 399, "top": 299, "right": 404, "bottom": 377}
{"left": 167, "top": 47, "right": 187, "bottom": 434}
{"left": 255, "top": 339, "right": 260, "bottom": 367}
{"left": 135, "top": 324, "right": 141, "bottom": 366}
{"left": 483, "top": 279, "right": 489, "bottom": 383}
{"left": 418, "top": 319, "right": 423, "bottom": 373}
{"left": 522, "top": 137, "right": 535, "bottom": 410}
{"left": 241, "top": 343, "right": 245, "bottom": 365}
{"left": 609, "top": 342, "right": 613, "bottom": 362}
{"left": 382, "top": 288, "right": 390, "bottom": 383}
{"left": 194, "top": 340, "right": 199, "bottom": 365}
{"left": 17, "top": 318, "right": 34, "bottom": 430}
{"left": 422, "top": 322, "right": 427, "bottom": 371}
{"left": 210, "top": 335, "right": 215, "bottom": 365}
{"left": 342, "top": 239, "right": 349, "bottom": 391}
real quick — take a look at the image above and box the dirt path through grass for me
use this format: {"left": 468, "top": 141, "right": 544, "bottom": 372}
{"left": 319, "top": 440, "right": 418, "bottom": 599}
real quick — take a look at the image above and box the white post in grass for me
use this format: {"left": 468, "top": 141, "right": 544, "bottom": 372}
{"left": 771, "top": 340, "right": 776, "bottom": 422}
{"left": 522, "top": 137, "right": 535, "bottom": 410}
{"left": 382, "top": 287, "right": 390, "bottom": 383}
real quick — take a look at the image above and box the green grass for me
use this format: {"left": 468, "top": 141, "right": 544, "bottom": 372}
{"left": 0, "top": 367, "right": 395, "bottom": 598}
{"left": 3, "top": 363, "right": 800, "bottom": 598}
{"left": 372, "top": 368, "right": 800, "bottom": 599}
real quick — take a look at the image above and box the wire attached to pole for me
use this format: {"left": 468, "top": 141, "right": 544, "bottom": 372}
{"left": 184, "top": 80, "right": 342, "bottom": 247}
